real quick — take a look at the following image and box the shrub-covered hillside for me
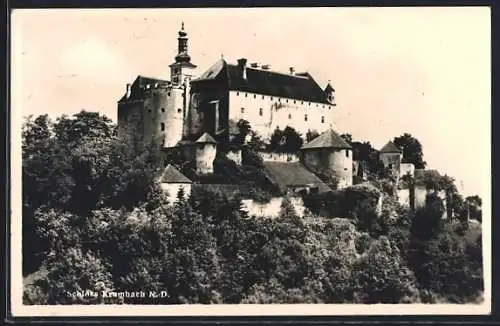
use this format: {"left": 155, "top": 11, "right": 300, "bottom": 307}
{"left": 22, "top": 111, "right": 484, "bottom": 304}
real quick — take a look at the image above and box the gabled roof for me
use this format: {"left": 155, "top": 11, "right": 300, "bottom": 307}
{"left": 301, "top": 128, "right": 352, "bottom": 150}
{"left": 118, "top": 75, "right": 170, "bottom": 102}
{"left": 380, "top": 141, "right": 402, "bottom": 153}
{"left": 194, "top": 59, "right": 332, "bottom": 104}
{"left": 159, "top": 164, "right": 192, "bottom": 184}
{"left": 263, "top": 162, "right": 333, "bottom": 194}
{"left": 196, "top": 132, "right": 217, "bottom": 144}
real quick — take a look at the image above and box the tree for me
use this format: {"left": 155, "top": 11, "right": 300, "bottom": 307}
{"left": 352, "top": 236, "right": 419, "bottom": 303}
{"left": 340, "top": 133, "right": 353, "bottom": 145}
{"left": 393, "top": 133, "right": 427, "bottom": 169}
{"left": 465, "top": 195, "right": 482, "bottom": 222}
{"left": 305, "top": 129, "right": 320, "bottom": 143}
{"left": 268, "top": 126, "right": 303, "bottom": 153}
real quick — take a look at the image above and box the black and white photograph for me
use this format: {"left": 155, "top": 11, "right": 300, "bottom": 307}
{"left": 10, "top": 7, "right": 491, "bottom": 317}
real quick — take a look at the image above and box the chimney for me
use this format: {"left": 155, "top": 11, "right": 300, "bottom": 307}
{"left": 289, "top": 67, "right": 295, "bottom": 75}
{"left": 261, "top": 64, "right": 271, "bottom": 70}
{"left": 237, "top": 58, "right": 248, "bottom": 79}
{"left": 250, "top": 62, "right": 259, "bottom": 68}
{"left": 126, "top": 83, "right": 131, "bottom": 98}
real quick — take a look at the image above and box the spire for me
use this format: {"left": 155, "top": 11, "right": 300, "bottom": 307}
{"left": 175, "top": 21, "right": 191, "bottom": 63}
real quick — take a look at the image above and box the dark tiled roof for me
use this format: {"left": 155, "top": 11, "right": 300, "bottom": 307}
{"left": 380, "top": 141, "right": 402, "bottom": 153}
{"left": 118, "top": 75, "right": 170, "bottom": 102}
{"left": 159, "top": 164, "right": 192, "bottom": 184}
{"left": 196, "top": 132, "right": 217, "bottom": 144}
{"left": 194, "top": 59, "right": 332, "bottom": 104}
{"left": 263, "top": 162, "right": 333, "bottom": 194}
{"left": 301, "top": 128, "right": 352, "bottom": 150}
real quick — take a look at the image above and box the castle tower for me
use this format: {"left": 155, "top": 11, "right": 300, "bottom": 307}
{"left": 324, "top": 81, "right": 336, "bottom": 105}
{"left": 379, "top": 141, "right": 403, "bottom": 172}
{"left": 162, "top": 22, "right": 198, "bottom": 148}
{"left": 300, "top": 128, "right": 353, "bottom": 189}
{"left": 195, "top": 132, "right": 217, "bottom": 175}
{"left": 170, "top": 22, "right": 197, "bottom": 86}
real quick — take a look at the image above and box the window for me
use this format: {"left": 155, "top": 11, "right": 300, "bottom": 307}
{"left": 245, "top": 93, "right": 248, "bottom": 97}
{"left": 161, "top": 108, "right": 165, "bottom": 113}
{"left": 262, "top": 95, "right": 264, "bottom": 99}
{"left": 293, "top": 100, "right": 296, "bottom": 104}
{"left": 259, "top": 108, "right": 263, "bottom": 116}
{"left": 304, "top": 114, "right": 308, "bottom": 121}
{"left": 167, "top": 92, "right": 171, "bottom": 96}
{"left": 345, "top": 150, "right": 349, "bottom": 158}
{"left": 241, "top": 107, "right": 245, "bottom": 113}
{"left": 254, "top": 94, "right": 256, "bottom": 99}
{"left": 177, "top": 108, "right": 182, "bottom": 113}
{"left": 388, "top": 164, "right": 393, "bottom": 169}
{"left": 271, "top": 97, "right": 273, "bottom": 101}
{"left": 160, "top": 123, "right": 165, "bottom": 131}
{"left": 309, "top": 102, "right": 311, "bottom": 106}
{"left": 237, "top": 92, "right": 239, "bottom": 96}
{"left": 286, "top": 99, "right": 289, "bottom": 103}
{"left": 278, "top": 98, "right": 281, "bottom": 102}
{"left": 301, "top": 101, "right": 304, "bottom": 105}
{"left": 321, "top": 116, "right": 325, "bottom": 123}
{"left": 148, "top": 109, "right": 152, "bottom": 113}
{"left": 288, "top": 113, "right": 292, "bottom": 119}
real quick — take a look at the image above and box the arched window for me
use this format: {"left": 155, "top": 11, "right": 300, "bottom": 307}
{"left": 304, "top": 114, "right": 308, "bottom": 121}
{"left": 345, "top": 150, "right": 349, "bottom": 158}
{"left": 254, "top": 94, "right": 256, "bottom": 99}
{"left": 321, "top": 116, "right": 325, "bottom": 123}
{"left": 259, "top": 108, "right": 263, "bottom": 116}
{"left": 160, "top": 123, "right": 165, "bottom": 131}
{"left": 177, "top": 108, "right": 182, "bottom": 113}
{"left": 241, "top": 107, "right": 245, "bottom": 113}
{"left": 161, "top": 108, "right": 165, "bottom": 113}
{"left": 288, "top": 113, "right": 292, "bottom": 119}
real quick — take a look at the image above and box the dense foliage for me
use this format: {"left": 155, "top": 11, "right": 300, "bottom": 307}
{"left": 22, "top": 112, "right": 484, "bottom": 305}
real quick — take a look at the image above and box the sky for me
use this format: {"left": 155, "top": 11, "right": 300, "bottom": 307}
{"left": 11, "top": 7, "right": 491, "bottom": 198}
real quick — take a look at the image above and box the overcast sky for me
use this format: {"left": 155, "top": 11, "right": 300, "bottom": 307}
{"left": 11, "top": 7, "right": 490, "bottom": 198}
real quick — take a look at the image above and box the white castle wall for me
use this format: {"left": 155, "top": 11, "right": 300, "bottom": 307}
{"left": 160, "top": 183, "right": 192, "bottom": 204}
{"left": 228, "top": 90, "right": 335, "bottom": 140}
{"left": 241, "top": 196, "right": 306, "bottom": 218}
{"left": 260, "top": 151, "right": 299, "bottom": 162}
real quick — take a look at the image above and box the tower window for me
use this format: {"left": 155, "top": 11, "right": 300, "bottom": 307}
{"left": 288, "top": 113, "right": 292, "bottom": 119}
{"left": 259, "top": 108, "right": 263, "bottom": 116}
{"left": 271, "top": 97, "right": 273, "bottom": 101}
{"left": 245, "top": 93, "right": 248, "bottom": 97}
{"left": 293, "top": 100, "right": 296, "bottom": 104}
{"left": 161, "top": 108, "right": 165, "bottom": 113}
{"left": 262, "top": 95, "right": 264, "bottom": 99}
{"left": 278, "top": 98, "right": 281, "bottom": 102}
{"left": 308, "top": 102, "right": 311, "bottom": 106}
{"left": 167, "top": 92, "right": 171, "bottom": 96}
{"left": 241, "top": 107, "right": 245, "bottom": 113}
{"left": 286, "top": 99, "right": 288, "bottom": 103}
{"left": 253, "top": 94, "right": 256, "bottom": 99}
{"left": 161, "top": 123, "right": 165, "bottom": 131}
{"left": 321, "top": 116, "right": 325, "bottom": 123}
{"left": 301, "top": 101, "right": 304, "bottom": 105}
{"left": 304, "top": 114, "right": 308, "bottom": 121}
{"left": 177, "top": 108, "right": 182, "bottom": 113}
{"left": 345, "top": 150, "right": 349, "bottom": 158}
{"left": 237, "top": 92, "right": 239, "bottom": 96}
{"left": 148, "top": 109, "right": 152, "bottom": 113}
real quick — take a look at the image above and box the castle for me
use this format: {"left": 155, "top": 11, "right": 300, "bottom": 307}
{"left": 117, "top": 23, "right": 448, "bottom": 218}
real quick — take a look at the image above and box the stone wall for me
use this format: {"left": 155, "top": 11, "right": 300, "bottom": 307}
{"left": 241, "top": 196, "right": 306, "bottom": 218}
{"left": 260, "top": 151, "right": 299, "bottom": 163}
{"left": 228, "top": 89, "right": 334, "bottom": 141}
{"left": 159, "top": 183, "right": 192, "bottom": 204}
